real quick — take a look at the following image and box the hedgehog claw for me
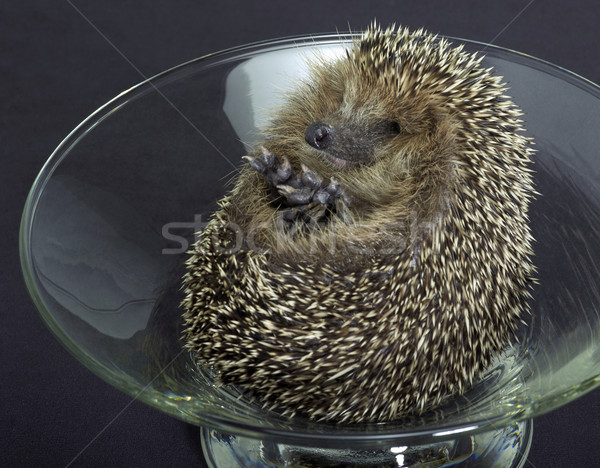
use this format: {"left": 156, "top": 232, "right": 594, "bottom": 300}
{"left": 301, "top": 164, "right": 323, "bottom": 189}
{"left": 287, "top": 187, "right": 314, "bottom": 206}
{"left": 326, "top": 178, "right": 341, "bottom": 195}
{"left": 260, "top": 146, "right": 276, "bottom": 167}
{"left": 276, "top": 184, "right": 293, "bottom": 197}
{"left": 276, "top": 156, "right": 292, "bottom": 181}
{"left": 313, "top": 189, "right": 331, "bottom": 205}
{"left": 244, "top": 155, "right": 266, "bottom": 174}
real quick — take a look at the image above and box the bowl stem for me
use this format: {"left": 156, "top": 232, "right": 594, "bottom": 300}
{"left": 200, "top": 419, "right": 532, "bottom": 467}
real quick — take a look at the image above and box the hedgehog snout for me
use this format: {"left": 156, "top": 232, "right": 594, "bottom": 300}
{"left": 304, "top": 120, "right": 366, "bottom": 167}
{"left": 305, "top": 121, "right": 333, "bottom": 150}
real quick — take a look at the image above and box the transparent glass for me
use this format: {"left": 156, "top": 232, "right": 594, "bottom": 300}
{"left": 20, "top": 34, "right": 600, "bottom": 466}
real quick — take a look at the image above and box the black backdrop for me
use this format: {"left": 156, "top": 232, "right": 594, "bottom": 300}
{"left": 2, "top": 1, "right": 600, "bottom": 466}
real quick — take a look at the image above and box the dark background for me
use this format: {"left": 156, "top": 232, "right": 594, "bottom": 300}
{"left": 2, "top": 1, "right": 600, "bottom": 466}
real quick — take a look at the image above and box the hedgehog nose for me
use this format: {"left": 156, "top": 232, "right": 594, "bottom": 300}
{"left": 305, "top": 121, "right": 333, "bottom": 150}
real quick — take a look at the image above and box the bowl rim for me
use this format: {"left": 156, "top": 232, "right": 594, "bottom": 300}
{"left": 19, "top": 31, "right": 600, "bottom": 445}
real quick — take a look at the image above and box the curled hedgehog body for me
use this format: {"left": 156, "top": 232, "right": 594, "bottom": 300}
{"left": 182, "top": 24, "right": 535, "bottom": 423}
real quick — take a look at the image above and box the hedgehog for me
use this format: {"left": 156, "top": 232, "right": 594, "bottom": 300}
{"left": 181, "top": 23, "right": 535, "bottom": 424}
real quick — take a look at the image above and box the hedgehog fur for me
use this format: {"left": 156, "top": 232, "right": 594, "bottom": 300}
{"left": 181, "top": 23, "right": 535, "bottom": 424}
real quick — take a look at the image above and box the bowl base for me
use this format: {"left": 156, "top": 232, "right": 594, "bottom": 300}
{"left": 200, "top": 419, "right": 532, "bottom": 467}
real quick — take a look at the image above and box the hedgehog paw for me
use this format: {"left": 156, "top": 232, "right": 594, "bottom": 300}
{"left": 244, "top": 147, "right": 301, "bottom": 189}
{"left": 279, "top": 202, "right": 328, "bottom": 226}
{"left": 246, "top": 147, "right": 350, "bottom": 230}
{"left": 276, "top": 166, "right": 348, "bottom": 208}
{"left": 277, "top": 188, "right": 349, "bottom": 230}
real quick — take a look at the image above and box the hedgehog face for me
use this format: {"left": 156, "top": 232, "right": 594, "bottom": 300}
{"left": 295, "top": 59, "right": 438, "bottom": 173}
{"left": 304, "top": 116, "right": 401, "bottom": 167}
{"left": 301, "top": 67, "right": 408, "bottom": 168}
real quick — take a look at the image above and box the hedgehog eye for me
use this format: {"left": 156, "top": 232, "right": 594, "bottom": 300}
{"left": 374, "top": 120, "right": 402, "bottom": 139}
{"left": 389, "top": 121, "right": 401, "bottom": 134}
{"left": 382, "top": 120, "right": 401, "bottom": 136}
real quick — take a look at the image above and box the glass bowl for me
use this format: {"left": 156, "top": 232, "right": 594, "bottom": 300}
{"left": 20, "top": 34, "right": 600, "bottom": 467}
